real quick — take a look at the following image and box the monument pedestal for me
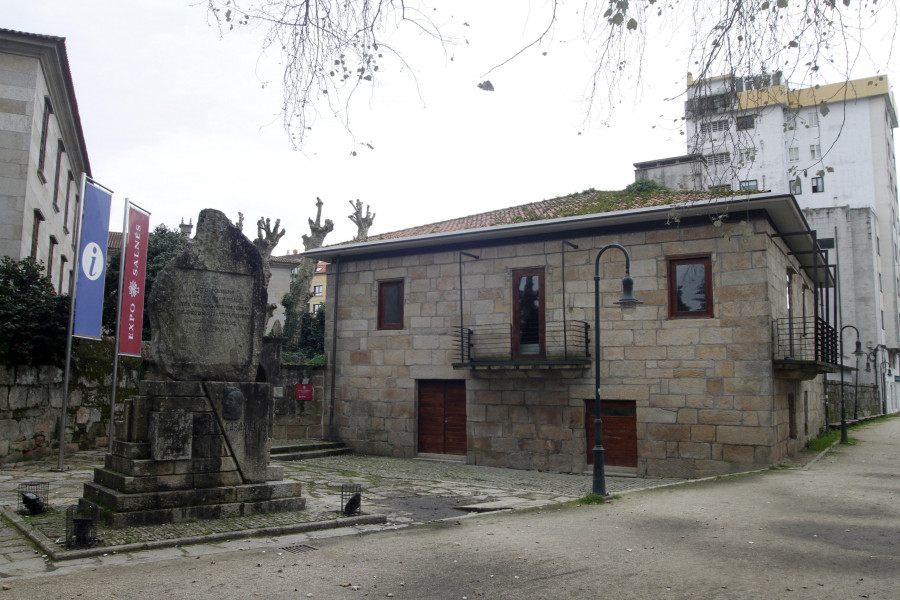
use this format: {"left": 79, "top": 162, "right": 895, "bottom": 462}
{"left": 84, "top": 381, "right": 305, "bottom": 528}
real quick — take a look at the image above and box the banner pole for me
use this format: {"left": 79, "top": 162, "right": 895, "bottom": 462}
{"left": 55, "top": 173, "right": 88, "bottom": 471}
{"left": 108, "top": 199, "right": 130, "bottom": 452}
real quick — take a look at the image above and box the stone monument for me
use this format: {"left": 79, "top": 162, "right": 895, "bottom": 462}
{"left": 82, "top": 209, "right": 305, "bottom": 527}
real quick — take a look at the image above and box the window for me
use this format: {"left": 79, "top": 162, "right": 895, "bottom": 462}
{"left": 700, "top": 120, "right": 729, "bottom": 135}
{"left": 806, "top": 111, "right": 819, "bottom": 127}
{"left": 736, "top": 115, "right": 755, "bottom": 130}
{"left": 740, "top": 148, "right": 756, "bottom": 164}
{"left": 739, "top": 180, "right": 758, "bottom": 191}
{"left": 52, "top": 140, "right": 65, "bottom": 212}
{"left": 313, "top": 285, "right": 323, "bottom": 296}
{"left": 58, "top": 256, "right": 67, "bottom": 294}
{"left": 71, "top": 193, "right": 79, "bottom": 247}
{"left": 512, "top": 268, "right": 545, "bottom": 357}
{"left": 63, "top": 171, "right": 74, "bottom": 233}
{"left": 784, "top": 111, "right": 797, "bottom": 131}
{"left": 705, "top": 152, "right": 731, "bottom": 166}
{"left": 811, "top": 177, "right": 824, "bottom": 193}
{"left": 37, "top": 97, "right": 53, "bottom": 180}
{"left": 377, "top": 279, "right": 404, "bottom": 329}
{"left": 48, "top": 236, "right": 57, "bottom": 278}
{"left": 310, "top": 302, "right": 323, "bottom": 314}
{"left": 789, "top": 178, "right": 802, "bottom": 194}
{"left": 788, "top": 146, "right": 799, "bottom": 162}
{"left": 668, "top": 256, "right": 713, "bottom": 318}
{"left": 30, "top": 209, "right": 44, "bottom": 259}
{"left": 810, "top": 144, "right": 821, "bottom": 160}
{"left": 709, "top": 184, "right": 732, "bottom": 192}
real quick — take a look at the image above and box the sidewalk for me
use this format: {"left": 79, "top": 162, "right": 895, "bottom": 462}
{"left": 0, "top": 448, "right": 688, "bottom": 577}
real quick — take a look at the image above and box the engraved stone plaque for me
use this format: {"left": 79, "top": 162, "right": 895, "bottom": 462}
{"left": 148, "top": 209, "right": 267, "bottom": 381}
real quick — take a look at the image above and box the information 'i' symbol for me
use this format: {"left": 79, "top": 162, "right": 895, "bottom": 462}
{"left": 81, "top": 242, "right": 104, "bottom": 281}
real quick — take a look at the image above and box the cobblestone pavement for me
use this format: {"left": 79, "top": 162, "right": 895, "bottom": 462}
{"left": 0, "top": 449, "right": 691, "bottom": 579}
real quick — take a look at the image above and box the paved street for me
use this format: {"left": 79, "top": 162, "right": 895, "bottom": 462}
{"left": 2, "top": 418, "right": 898, "bottom": 598}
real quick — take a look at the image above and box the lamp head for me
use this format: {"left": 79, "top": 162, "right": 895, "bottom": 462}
{"left": 615, "top": 274, "right": 641, "bottom": 307}
{"left": 853, "top": 341, "right": 865, "bottom": 357}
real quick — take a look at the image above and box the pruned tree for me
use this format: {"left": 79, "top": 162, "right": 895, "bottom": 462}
{"left": 283, "top": 198, "right": 334, "bottom": 349}
{"left": 253, "top": 216, "right": 286, "bottom": 325}
{"left": 349, "top": 199, "right": 375, "bottom": 241}
{"left": 204, "top": 0, "right": 895, "bottom": 153}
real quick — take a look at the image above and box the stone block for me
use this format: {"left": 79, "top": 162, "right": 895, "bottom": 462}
{"left": 206, "top": 382, "right": 272, "bottom": 483}
{"left": 192, "top": 434, "right": 228, "bottom": 457}
{"left": 646, "top": 423, "right": 691, "bottom": 442}
{"left": 698, "top": 409, "right": 743, "bottom": 425}
{"left": 717, "top": 425, "right": 773, "bottom": 446}
{"left": 140, "top": 381, "right": 205, "bottom": 397}
{"left": 722, "top": 444, "right": 755, "bottom": 463}
{"left": 149, "top": 411, "right": 193, "bottom": 461}
{"left": 153, "top": 396, "right": 210, "bottom": 412}
{"left": 678, "top": 441, "right": 710, "bottom": 459}
{"left": 111, "top": 440, "right": 151, "bottom": 460}
{"left": 690, "top": 425, "right": 716, "bottom": 442}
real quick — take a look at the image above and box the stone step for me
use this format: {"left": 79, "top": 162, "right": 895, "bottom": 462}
{"left": 270, "top": 441, "right": 352, "bottom": 461}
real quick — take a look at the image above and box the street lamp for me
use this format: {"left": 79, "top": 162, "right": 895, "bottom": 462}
{"left": 593, "top": 244, "right": 641, "bottom": 496}
{"left": 839, "top": 325, "right": 865, "bottom": 444}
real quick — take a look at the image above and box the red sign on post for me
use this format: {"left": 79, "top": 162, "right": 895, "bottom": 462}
{"left": 117, "top": 202, "right": 151, "bottom": 357}
{"left": 295, "top": 383, "right": 313, "bottom": 401}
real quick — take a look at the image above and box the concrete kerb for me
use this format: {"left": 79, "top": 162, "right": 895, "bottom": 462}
{"left": 1, "top": 505, "right": 385, "bottom": 562}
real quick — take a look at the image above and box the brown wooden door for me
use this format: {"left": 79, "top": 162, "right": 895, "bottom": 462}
{"left": 418, "top": 380, "right": 467, "bottom": 455}
{"left": 585, "top": 400, "right": 637, "bottom": 468}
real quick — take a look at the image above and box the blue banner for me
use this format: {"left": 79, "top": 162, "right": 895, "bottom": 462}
{"left": 73, "top": 180, "right": 112, "bottom": 339}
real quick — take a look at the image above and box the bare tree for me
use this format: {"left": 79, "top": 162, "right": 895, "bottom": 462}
{"left": 205, "top": 1, "right": 895, "bottom": 150}
{"left": 283, "top": 198, "right": 334, "bottom": 349}
{"left": 253, "top": 217, "right": 286, "bottom": 325}
{"left": 348, "top": 199, "right": 375, "bottom": 241}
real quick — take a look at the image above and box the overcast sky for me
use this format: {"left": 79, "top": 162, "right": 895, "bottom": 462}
{"left": 3, "top": 1, "right": 897, "bottom": 253}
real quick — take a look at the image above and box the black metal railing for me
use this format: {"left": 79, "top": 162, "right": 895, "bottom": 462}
{"left": 451, "top": 321, "right": 591, "bottom": 364}
{"left": 774, "top": 316, "right": 838, "bottom": 365}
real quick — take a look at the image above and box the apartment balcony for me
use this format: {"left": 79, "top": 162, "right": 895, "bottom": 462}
{"left": 773, "top": 316, "right": 840, "bottom": 380}
{"left": 451, "top": 321, "right": 591, "bottom": 370}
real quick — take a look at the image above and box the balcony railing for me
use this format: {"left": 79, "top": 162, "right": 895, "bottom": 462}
{"left": 451, "top": 321, "right": 591, "bottom": 369}
{"left": 773, "top": 316, "right": 839, "bottom": 377}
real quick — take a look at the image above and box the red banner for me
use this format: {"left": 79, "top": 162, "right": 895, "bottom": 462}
{"left": 117, "top": 203, "right": 151, "bottom": 356}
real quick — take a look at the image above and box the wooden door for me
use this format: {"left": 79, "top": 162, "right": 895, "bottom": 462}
{"left": 585, "top": 400, "right": 637, "bottom": 468}
{"left": 418, "top": 380, "right": 467, "bottom": 455}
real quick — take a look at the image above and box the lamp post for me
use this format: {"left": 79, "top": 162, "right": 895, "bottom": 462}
{"left": 593, "top": 244, "right": 641, "bottom": 496}
{"left": 839, "top": 325, "right": 865, "bottom": 444}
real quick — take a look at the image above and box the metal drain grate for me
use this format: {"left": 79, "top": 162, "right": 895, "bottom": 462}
{"left": 281, "top": 544, "right": 319, "bottom": 554}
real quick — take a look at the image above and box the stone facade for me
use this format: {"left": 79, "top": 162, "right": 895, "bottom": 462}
{"left": 316, "top": 197, "right": 831, "bottom": 478}
{"left": 0, "top": 30, "right": 91, "bottom": 294}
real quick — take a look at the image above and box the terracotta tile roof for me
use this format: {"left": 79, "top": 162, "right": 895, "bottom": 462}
{"left": 271, "top": 253, "right": 305, "bottom": 265}
{"left": 108, "top": 231, "right": 122, "bottom": 250}
{"left": 361, "top": 189, "right": 717, "bottom": 244}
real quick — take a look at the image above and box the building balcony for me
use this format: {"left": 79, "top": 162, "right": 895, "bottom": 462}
{"left": 773, "top": 316, "right": 840, "bottom": 379}
{"left": 451, "top": 321, "right": 591, "bottom": 370}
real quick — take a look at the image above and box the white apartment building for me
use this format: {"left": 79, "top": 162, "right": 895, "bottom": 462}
{"left": 0, "top": 29, "right": 91, "bottom": 294}
{"left": 637, "top": 73, "right": 899, "bottom": 413}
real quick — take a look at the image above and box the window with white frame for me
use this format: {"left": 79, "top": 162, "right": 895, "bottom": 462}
{"left": 789, "top": 178, "right": 802, "bottom": 194}
{"left": 740, "top": 148, "right": 756, "bottom": 164}
{"left": 788, "top": 147, "right": 799, "bottom": 162}
{"left": 739, "top": 180, "right": 758, "bottom": 191}
{"left": 700, "top": 120, "right": 729, "bottom": 135}
{"left": 806, "top": 111, "right": 819, "bottom": 127}
{"left": 810, "top": 144, "right": 821, "bottom": 160}
{"left": 784, "top": 111, "right": 797, "bottom": 130}
{"left": 811, "top": 176, "right": 824, "bottom": 193}
{"left": 705, "top": 152, "right": 731, "bottom": 166}
{"left": 313, "top": 285, "right": 323, "bottom": 296}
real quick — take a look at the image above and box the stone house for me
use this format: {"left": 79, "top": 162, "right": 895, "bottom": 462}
{"left": 0, "top": 28, "right": 91, "bottom": 293}
{"left": 303, "top": 190, "right": 838, "bottom": 478}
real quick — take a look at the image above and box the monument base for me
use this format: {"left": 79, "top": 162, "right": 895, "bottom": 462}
{"left": 83, "top": 380, "right": 306, "bottom": 528}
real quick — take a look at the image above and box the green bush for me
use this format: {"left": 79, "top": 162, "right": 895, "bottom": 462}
{"left": 281, "top": 303, "right": 325, "bottom": 364}
{"left": 0, "top": 256, "right": 70, "bottom": 366}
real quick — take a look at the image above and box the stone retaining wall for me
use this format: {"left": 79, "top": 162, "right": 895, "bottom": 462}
{"left": 0, "top": 339, "right": 142, "bottom": 462}
{"left": 825, "top": 381, "right": 882, "bottom": 423}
